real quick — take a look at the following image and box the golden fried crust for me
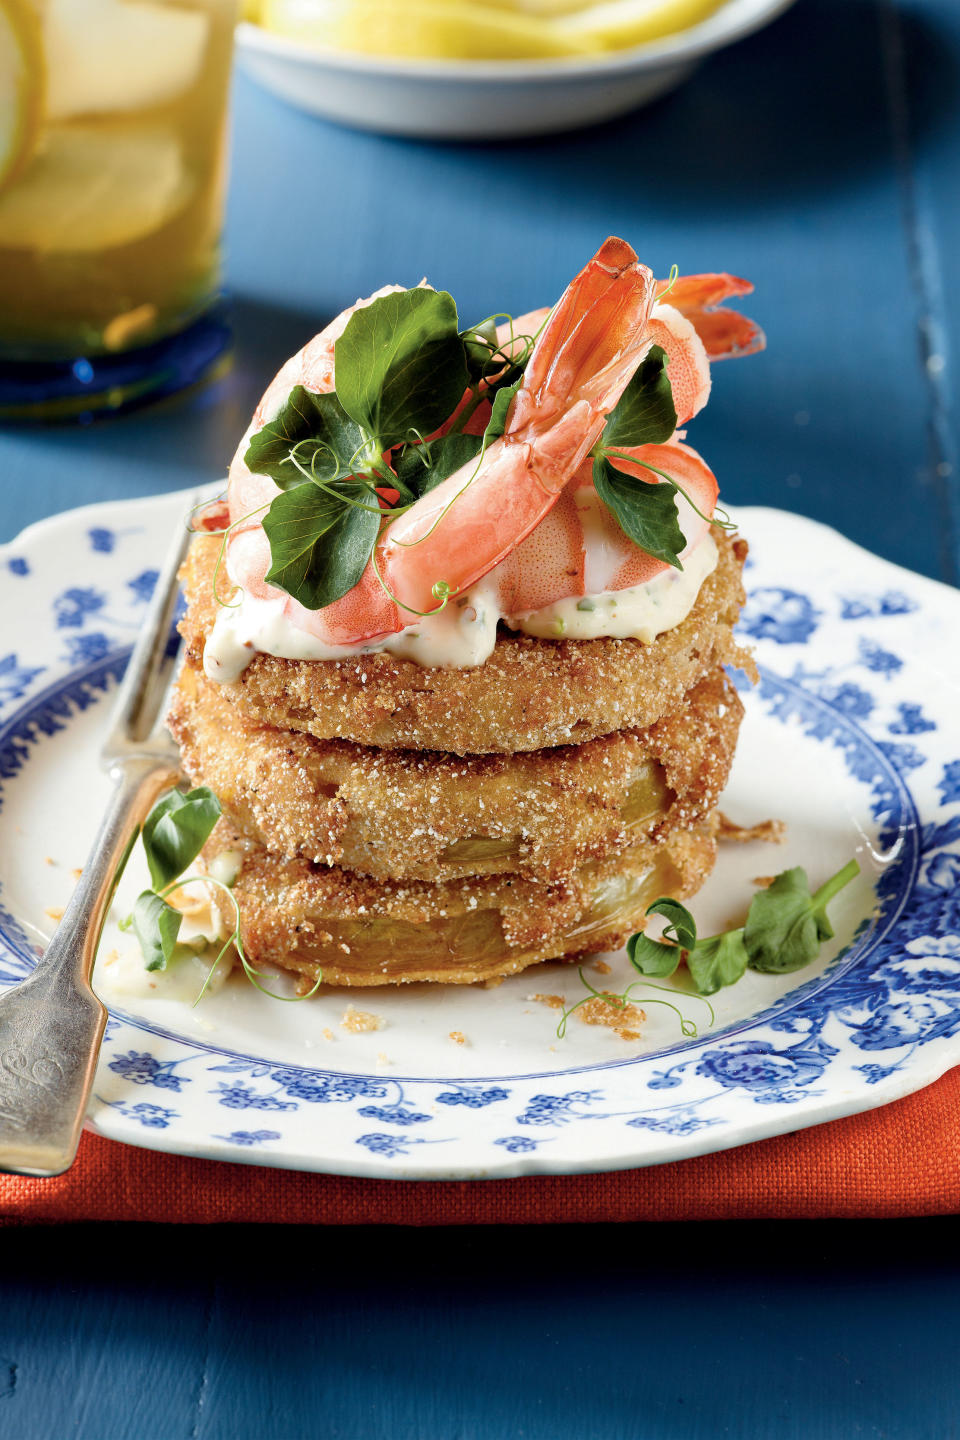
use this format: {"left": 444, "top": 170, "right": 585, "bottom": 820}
{"left": 205, "top": 820, "right": 717, "bottom": 987}
{"left": 179, "top": 529, "right": 750, "bottom": 755}
{"left": 170, "top": 660, "right": 743, "bottom": 883}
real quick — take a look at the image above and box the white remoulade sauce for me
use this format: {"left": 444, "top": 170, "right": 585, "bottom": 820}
{"left": 203, "top": 534, "right": 719, "bottom": 682}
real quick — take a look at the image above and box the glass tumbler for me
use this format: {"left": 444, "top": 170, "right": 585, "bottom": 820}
{"left": 0, "top": 0, "right": 237, "bottom": 419}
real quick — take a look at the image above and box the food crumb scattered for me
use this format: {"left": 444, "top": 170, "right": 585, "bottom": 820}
{"left": 576, "top": 995, "right": 645, "bottom": 1042}
{"left": 448, "top": 1030, "right": 468, "bottom": 1046}
{"left": 530, "top": 993, "right": 565, "bottom": 1010}
{"left": 717, "top": 813, "right": 786, "bottom": 845}
{"left": 71, "top": 868, "right": 83, "bottom": 882}
{"left": 322, "top": 1027, "right": 334, "bottom": 1041}
{"left": 340, "top": 1004, "right": 384, "bottom": 1034}
{"left": 753, "top": 875, "right": 776, "bottom": 888}
{"left": 483, "top": 976, "right": 505, "bottom": 989}
{"left": 103, "top": 948, "right": 120, "bottom": 968}
{"left": 44, "top": 906, "right": 64, "bottom": 922}
{"left": 377, "top": 1051, "right": 391, "bottom": 1065}
{"left": 44, "top": 856, "right": 56, "bottom": 867}
{"left": 591, "top": 960, "right": 613, "bottom": 975}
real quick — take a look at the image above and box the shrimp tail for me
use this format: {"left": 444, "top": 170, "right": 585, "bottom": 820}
{"left": 658, "top": 272, "right": 766, "bottom": 361}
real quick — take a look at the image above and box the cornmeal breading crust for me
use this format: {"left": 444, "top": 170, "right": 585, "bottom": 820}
{"left": 179, "top": 529, "right": 751, "bottom": 755}
{"left": 204, "top": 820, "right": 717, "bottom": 987}
{"left": 170, "top": 660, "right": 743, "bottom": 883}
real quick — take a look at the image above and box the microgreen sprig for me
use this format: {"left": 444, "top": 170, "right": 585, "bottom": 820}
{"left": 118, "top": 785, "right": 322, "bottom": 1006}
{"left": 556, "top": 857, "right": 860, "bottom": 1040}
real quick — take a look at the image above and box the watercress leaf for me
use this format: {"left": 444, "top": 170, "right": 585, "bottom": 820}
{"left": 132, "top": 889, "right": 182, "bottom": 972}
{"left": 395, "top": 433, "right": 483, "bottom": 500}
{"left": 483, "top": 375, "right": 523, "bottom": 445}
{"left": 244, "top": 386, "right": 366, "bottom": 491}
{"left": 593, "top": 455, "right": 686, "bottom": 568}
{"left": 335, "top": 288, "right": 468, "bottom": 450}
{"left": 602, "top": 344, "right": 677, "bottom": 449}
{"left": 142, "top": 786, "right": 222, "bottom": 892}
{"left": 743, "top": 867, "right": 823, "bottom": 974}
{"left": 646, "top": 897, "right": 697, "bottom": 951}
{"left": 263, "top": 481, "right": 380, "bottom": 610}
{"left": 626, "top": 930, "right": 682, "bottom": 979}
{"left": 687, "top": 929, "right": 749, "bottom": 995}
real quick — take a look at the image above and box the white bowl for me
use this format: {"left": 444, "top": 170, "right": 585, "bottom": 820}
{"left": 236, "top": 0, "right": 797, "bottom": 140}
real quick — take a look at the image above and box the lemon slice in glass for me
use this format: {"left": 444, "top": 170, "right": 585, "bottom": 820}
{"left": 0, "top": 124, "right": 193, "bottom": 253}
{"left": 262, "top": 0, "right": 596, "bottom": 60}
{"left": 0, "top": 0, "right": 43, "bottom": 195}
{"left": 43, "top": 0, "right": 209, "bottom": 121}
{"left": 556, "top": 0, "right": 727, "bottom": 49}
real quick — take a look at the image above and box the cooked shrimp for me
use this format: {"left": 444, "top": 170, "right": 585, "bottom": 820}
{"left": 488, "top": 440, "right": 719, "bottom": 614}
{"left": 223, "top": 249, "right": 756, "bottom": 653}
{"left": 228, "top": 237, "right": 657, "bottom": 646}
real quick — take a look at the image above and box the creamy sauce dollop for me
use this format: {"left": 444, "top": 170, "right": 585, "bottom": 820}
{"left": 203, "top": 534, "right": 718, "bottom": 681}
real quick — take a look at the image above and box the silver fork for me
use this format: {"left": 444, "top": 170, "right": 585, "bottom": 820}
{"left": 0, "top": 505, "right": 196, "bottom": 1177}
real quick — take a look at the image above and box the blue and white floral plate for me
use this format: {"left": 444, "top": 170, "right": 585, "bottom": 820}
{"left": 1, "top": 491, "right": 958, "bottom": 1180}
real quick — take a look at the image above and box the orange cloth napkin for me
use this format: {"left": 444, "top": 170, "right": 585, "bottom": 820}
{"left": 2, "top": 1064, "right": 958, "bottom": 1224}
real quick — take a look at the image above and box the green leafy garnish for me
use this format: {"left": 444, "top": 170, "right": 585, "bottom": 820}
{"left": 131, "top": 890, "right": 183, "bottom": 973}
{"left": 120, "top": 786, "right": 322, "bottom": 1004}
{"left": 395, "top": 433, "right": 483, "bottom": 500}
{"left": 262, "top": 481, "right": 381, "bottom": 610}
{"left": 141, "top": 785, "right": 222, "bottom": 892}
{"left": 601, "top": 344, "right": 677, "bottom": 449}
{"left": 593, "top": 457, "right": 687, "bottom": 569}
{"left": 335, "top": 288, "right": 468, "bottom": 451}
{"left": 560, "top": 857, "right": 861, "bottom": 1034}
{"left": 482, "top": 375, "right": 523, "bottom": 445}
{"left": 244, "top": 387, "right": 366, "bottom": 491}
{"left": 744, "top": 860, "right": 861, "bottom": 973}
{"left": 685, "top": 930, "right": 750, "bottom": 995}
{"left": 626, "top": 897, "right": 695, "bottom": 977}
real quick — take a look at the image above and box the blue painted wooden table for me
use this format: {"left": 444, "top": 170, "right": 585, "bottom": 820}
{"left": 1, "top": 0, "right": 959, "bottom": 1434}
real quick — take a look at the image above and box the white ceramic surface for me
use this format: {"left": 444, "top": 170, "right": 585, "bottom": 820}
{"left": 1, "top": 490, "right": 959, "bottom": 1179}
{"left": 235, "top": 0, "right": 797, "bottom": 139}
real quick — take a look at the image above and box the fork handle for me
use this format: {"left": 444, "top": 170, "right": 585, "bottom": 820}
{"left": 0, "top": 757, "right": 181, "bottom": 1177}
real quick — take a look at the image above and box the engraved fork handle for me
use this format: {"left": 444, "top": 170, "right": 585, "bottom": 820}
{"left": 0, "top": 756, "right": 180, "bottom": 1178}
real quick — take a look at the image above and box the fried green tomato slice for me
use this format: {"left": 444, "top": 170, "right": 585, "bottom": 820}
{"left": 170, "top": 660, "right": 743, "bottom": 884}
{"left": 178, "top": 529, "right": 751, "bottom": 755}
{"left": 202, "top": 819, "right": 718, "bottom": 988}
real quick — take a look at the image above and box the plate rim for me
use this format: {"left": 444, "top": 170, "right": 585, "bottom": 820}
{"left": 1, "top": 488, "right": 959, "bottom": 1181}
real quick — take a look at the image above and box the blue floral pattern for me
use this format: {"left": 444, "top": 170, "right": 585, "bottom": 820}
{"left": 1, "top": 498, "right": 959, "bottom": 1178}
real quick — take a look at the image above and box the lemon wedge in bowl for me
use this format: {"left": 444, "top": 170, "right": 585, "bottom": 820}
{"left": 261, "top": 0, "right": 597, "bottom": 60}
{"left": 555, "top": 0, "right": 728, "bottom": 49}
{"left": 0, "top": 0, "right": 43, "bottom": 195}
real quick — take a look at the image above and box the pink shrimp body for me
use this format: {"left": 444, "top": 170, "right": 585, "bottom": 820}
{"left": 487, "top": 440, "right": 718, "bottom": 615}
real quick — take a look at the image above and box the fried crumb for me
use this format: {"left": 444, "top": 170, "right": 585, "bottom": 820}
{"left": 44, "top": 906, "right": 64, "bottom": 922}
{"left": 103, "top": 948, "right": 120, "bottom": 968}
{"left": 591, "top": 960, "right": 613, "bottom": 975}
{"left": 44, "top": 856, "right": 56, "bottom": 867}
{"left": 448, "top": 1030, "right": 468, "bottom": 1046}
{"left": 377, "top": 1051, "right": 390, "bottom": 1065}
{"left": 753, "top": 875, "right": 776, "bottom": 888}
{"left": 531, "top": 993, "right": 565, "bottom": 1010}
{"left": 340, "top": 1004, "right": 384, "bottom": 1034}
{"left": 322, "top": 1027, "right": 334, "bottom": 1041}
{"left": 483, "top": 976, "right": 505, "bottom": 989}
{"left": 717, "top": 813, "right": 786, "bottom": 845}
{"left": 71, "top": 867, "right": 83, "bottom": 882}
{"left": 576, "top": 995, "right": 646, "bottom": 1042}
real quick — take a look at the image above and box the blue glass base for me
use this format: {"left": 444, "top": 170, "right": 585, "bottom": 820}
{"left": 0, "top": 304, "right": 232, "bottom": 423}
